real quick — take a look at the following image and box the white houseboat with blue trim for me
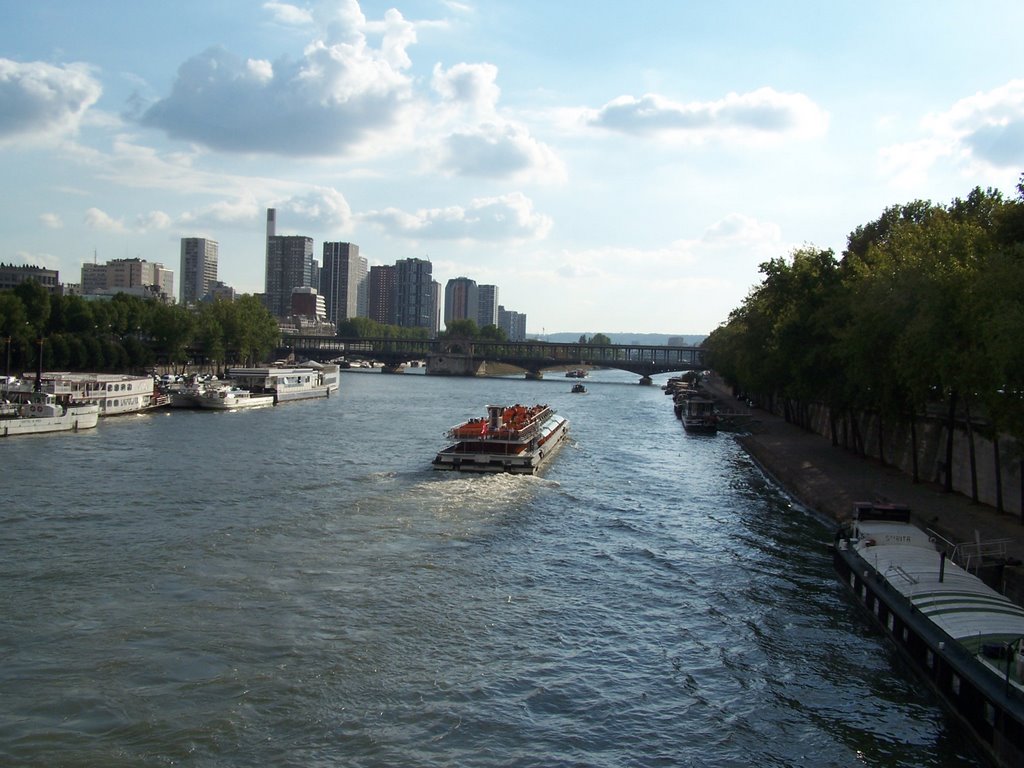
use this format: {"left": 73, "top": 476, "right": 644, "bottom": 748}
{"left": 832, "top": 502, "right": 1024, "bottom": 767}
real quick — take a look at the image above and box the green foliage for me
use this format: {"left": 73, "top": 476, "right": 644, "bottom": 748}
{"left": 336, "top": 316, "right": 430, "bottom": 340}
{"left": 0, "top": 287, "right": 281, "bottom": 373}
{"left": 706, "top": 175, "right": 1024, "bottom": 448}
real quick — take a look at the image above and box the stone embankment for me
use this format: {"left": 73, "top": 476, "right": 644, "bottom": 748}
{"left": 698, "top": 376, "right": 1024, "bottom": 607}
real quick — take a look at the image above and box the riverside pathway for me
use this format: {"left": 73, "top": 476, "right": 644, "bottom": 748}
{"left": 701, "top": 376, "right": 1024, "bottom": 571}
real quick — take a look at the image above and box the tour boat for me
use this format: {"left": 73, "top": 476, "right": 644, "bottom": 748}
{"left": 832, "top": 502, "right": 1024, "bottom": 768}
{"left": 0, "top": 394, "right": 100, "bottom": 437}
{"left": 433, "top": 403, "right": 569, "bottom": 474}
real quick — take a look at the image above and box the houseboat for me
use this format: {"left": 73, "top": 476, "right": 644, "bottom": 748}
{"left": 832, "top": 502, "right": 1024, "bottom": 767}
{"left": 6, "top": 372, "right": 167, "bottom": 415}
{"left": 0, "top": 394, "right": 99, "bottom": 437}
{"left": 682, "top": 397, "right": 718, "bottom": 434}
{"left": 227, "top": 362, "right": 340, "bottom": 403}
{"left": 433, "top": 404, "right": 569, "bottom": 474}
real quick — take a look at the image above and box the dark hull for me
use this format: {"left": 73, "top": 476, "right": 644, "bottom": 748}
{"left": 833, "top": 540, "right": 1024, "bottom": 767}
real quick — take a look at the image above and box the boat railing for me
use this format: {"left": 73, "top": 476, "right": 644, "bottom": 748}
{"left": 885, "top": 564, "right": 919, "bottom": 586}
{"left": 929, "top": 528, "right": 1013, "bottom": 570}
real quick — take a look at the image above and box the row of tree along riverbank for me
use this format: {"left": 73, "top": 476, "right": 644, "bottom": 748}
{"left": 705, "top": 174, "right": 1024, "bottom": 517}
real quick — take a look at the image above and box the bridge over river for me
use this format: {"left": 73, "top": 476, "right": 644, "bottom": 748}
{"left": 277, "top": 335, "right": 705, "bottom": 384}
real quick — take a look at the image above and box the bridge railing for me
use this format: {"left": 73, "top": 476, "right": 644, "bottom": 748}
{"left": 279, "top": 335, "right": 704, "bottom": 370}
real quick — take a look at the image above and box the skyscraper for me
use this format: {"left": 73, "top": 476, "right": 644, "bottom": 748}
{"left": 180, "top": 237, "right": 218, "bottom": 305}
{"left": 321, "top": 242, "right": 367, "bottom": 325}
{"left": 368, "top": 264, "right": 396, "bottom": 325}
{"left": 394, "top": 257, "right": 434, "bottom": 331}
{"left": 477, "top": 284, "right": 499, "bottom": 329}
{"left": 265, "top": 235, "right": 314, "bottom": 317}
{"left": 444, "top": 276, "right": 478, "bottom": 328}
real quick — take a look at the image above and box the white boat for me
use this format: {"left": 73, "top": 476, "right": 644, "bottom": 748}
{"left": 6, "top": 372, "right": 166, "bottom": 416}
{"left": 833, "top": 502, "right": 1024, "bottom": 768}
{"left": 433, "top": 403, "right": 569, "bottom": 474}
{"left": 227, "top": 363, "right": 339, "bottom": 403}
{"left": 195, "top": 385, "right": 274, "bottom": 410}
{"left": 0, "top": 394, "right": 99, "bottom": 437}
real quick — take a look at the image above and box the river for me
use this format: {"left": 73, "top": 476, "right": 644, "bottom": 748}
{"left": 0, "top": 368, "right": 986, "bottom": 767}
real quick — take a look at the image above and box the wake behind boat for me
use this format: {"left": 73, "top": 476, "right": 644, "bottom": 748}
{"left": 433, "top": 403, "right": 569, "bottom": 474}
{"left": 832, "top": 502, "right": 1024, "bottom": 768}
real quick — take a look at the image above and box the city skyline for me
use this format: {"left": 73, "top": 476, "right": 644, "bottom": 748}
{"left": 2, "top": 1, "right": 1023, "bottom": 334}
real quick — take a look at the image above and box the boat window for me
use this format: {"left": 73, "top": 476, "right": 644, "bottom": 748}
{"left": 951, "top": 674, "right": 960, "bottom": 696}
{"left": 985, "top": 701, "right": 995, "bottom": 725}
{"left": 926, "top": 650, "right": 934, "bottom": 669}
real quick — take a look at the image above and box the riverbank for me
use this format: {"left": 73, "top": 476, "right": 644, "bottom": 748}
{"left": 700, "top": 375, "right": 1024, "bottom": 605}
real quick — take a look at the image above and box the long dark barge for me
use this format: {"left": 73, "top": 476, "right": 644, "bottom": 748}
{"left": 832, "top": 502, "right": 1024, "bottom": 766}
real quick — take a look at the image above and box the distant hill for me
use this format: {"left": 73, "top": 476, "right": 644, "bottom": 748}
{"left": 533, "top": 332, "right": 706, "bottom": 346}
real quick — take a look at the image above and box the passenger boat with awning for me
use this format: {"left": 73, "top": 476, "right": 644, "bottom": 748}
{"left": 433, "top": 404, "right": 569, "bottom": 474}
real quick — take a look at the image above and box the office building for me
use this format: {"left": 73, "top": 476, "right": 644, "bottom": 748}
{"left": 180, "top": 238, "right": 218, "bottom": 305}
{"left": 444, "top": 276, "right": 478, "bottom": 328}
{"left": 499, "top": 306, "right": 527, "bottom": 341}
{"left": 368, "top": 265, "right": 396, "bottom": 325}
{"left": 79, "top": 257, "right": 174, "bottom": 303}
{"left": 321, "top": 242, "right": 367, "bottom": 325}
{"left": 265, "top": 235, "right": 315, "bottom": 318}
{"left": 394, "top": 258, "right": 434, "bottom": 331}
{"left": 477, "top": 284, "right": 499, "bottom": 329}
{"left": 0, "top": 263, "right": 60, "bottom": 294}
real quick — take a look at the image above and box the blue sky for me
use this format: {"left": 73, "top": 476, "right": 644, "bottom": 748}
{"left": 2, "top": 1, "right": 1023, "bottom": 335}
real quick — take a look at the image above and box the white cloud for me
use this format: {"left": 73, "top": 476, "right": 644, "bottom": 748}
{"left": 0, "top": 59, "right": 102, "bottom": 142}
{"left": 432, "top": 62, "right": 500, "bottom": 115}
{"left": 136, "top": 210, "right": 172, "bottom": 231}
{"left": 263, "top": 1, "right": 314, "bottom": 27}
{"left": 880, "top": 79, "right": 1024, "bottom": 185}
{"left": 361, "top": 191, "right": 552, "bottom": 241}
{"left": 84, "top": 207, "right": 127, "bottom": 233}
{"left": 586, "top": 87, "right": 829, "bottom": 143}
{"left": 142, "top": 3, "right": 418, "bottom": 157}
{"left": 276, "top": 187, "right": 353, "bottom": 230}
{"left": 39, "top": 212, "right": 63, "bottom": 229}
{"left": 436, "top": 122, "right": 566, "bottom": 182}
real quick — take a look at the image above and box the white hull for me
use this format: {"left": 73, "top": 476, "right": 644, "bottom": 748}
{"left": 0, "top": 405, "right": 99, "bottom": 437}
{"left": 196, "top": 391, "right": 275, "bottom": 410}
{"left": 434, "top": 412, "right": 569, "bottom": 474}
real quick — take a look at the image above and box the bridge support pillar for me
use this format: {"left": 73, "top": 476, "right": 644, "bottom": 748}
{"left": 638, "top": 375, "right": 654, "bottom": 386}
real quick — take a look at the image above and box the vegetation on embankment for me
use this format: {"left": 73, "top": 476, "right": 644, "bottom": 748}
{"left": 0, "top": 287, "right": 279, "bottom": 373}
{"left": 704, "top": 174, "right": 1024, "bottom": 511}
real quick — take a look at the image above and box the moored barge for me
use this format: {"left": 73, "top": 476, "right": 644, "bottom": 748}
{"left": 433, "top": 404, "right": 569, "bottom": 474}
{"left": 832, "top": 502, "right": 1024, "bottom": 767}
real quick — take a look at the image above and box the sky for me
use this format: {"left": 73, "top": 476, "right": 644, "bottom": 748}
{"left": 2, "top": 1, "right": 1023, "bottom": 336}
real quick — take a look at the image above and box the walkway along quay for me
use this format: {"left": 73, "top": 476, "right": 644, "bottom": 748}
{"left": 276, "top": 335, "right": 705, "bottom": 383}
{"left": 697, "top": 375, "right": 1024, "bottom": 609}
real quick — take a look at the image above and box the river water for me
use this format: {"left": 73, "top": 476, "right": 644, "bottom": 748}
{"left": 0, "top": 369, "right": 986, "bottom": 767}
